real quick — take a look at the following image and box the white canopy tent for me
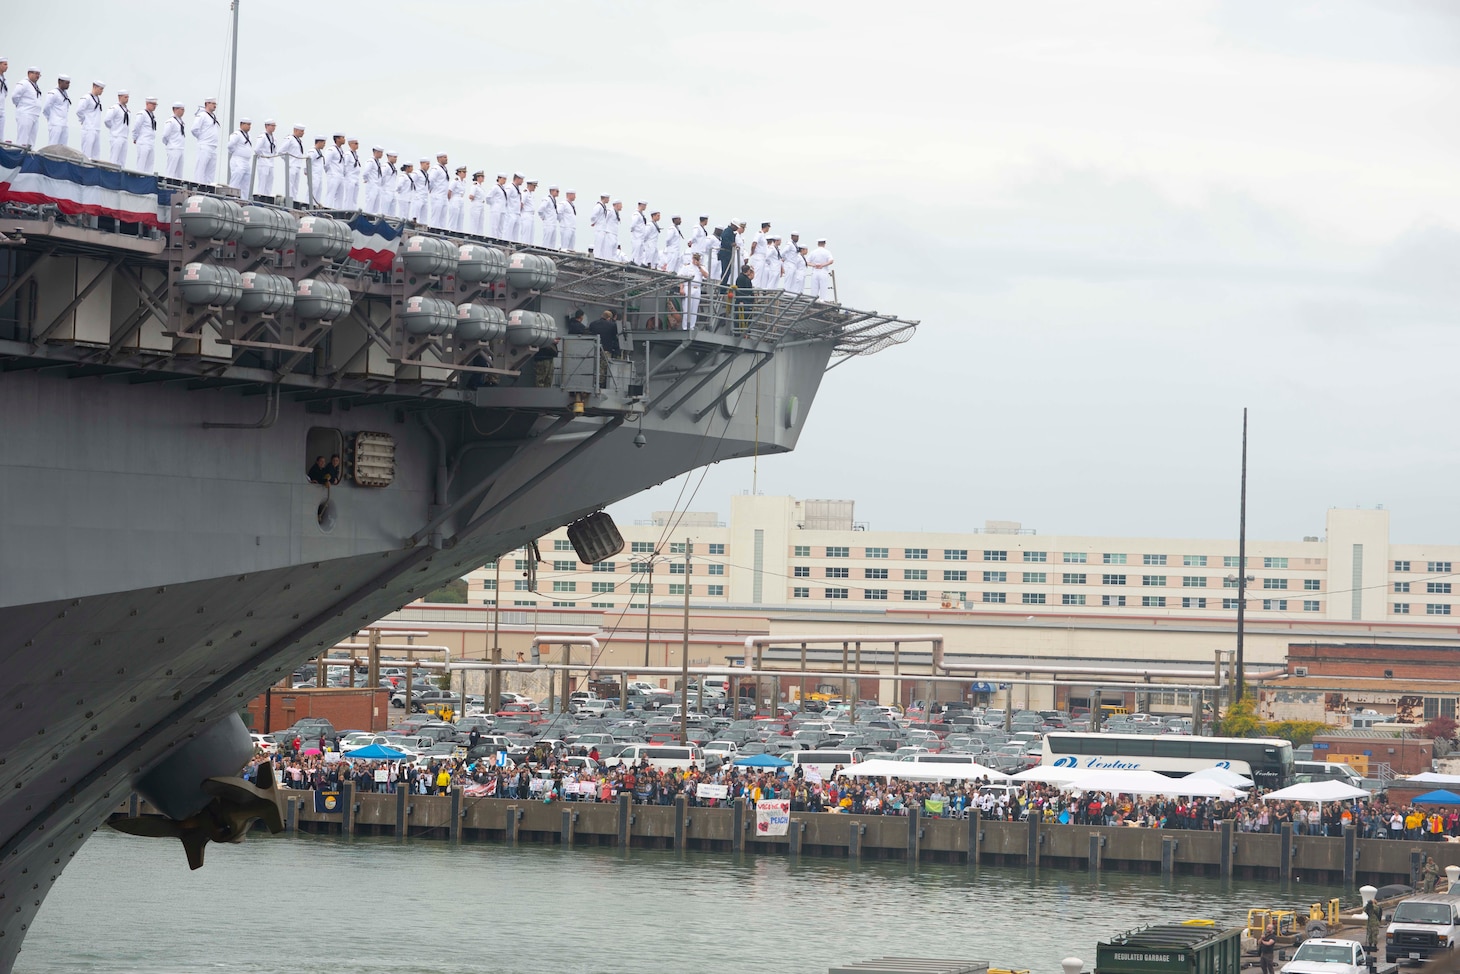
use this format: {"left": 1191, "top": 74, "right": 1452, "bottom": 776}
{"left": 1011, "top": 764, "right": 1095, "bottom": 785}
{"left": 1186, "top": 767, "right": 1255, "bottom": 789}
{"left": 836, "top": 758, "right": 1011, "bottom": 782}
{"left": 1260, "top": 780, "right": 1367, "bottom": 803}
{"left": 1061, "top": 768, "right": 1244, "bottom": 799}
{"left": 1404, "top": 772, "right": 1460, "bottom": 786}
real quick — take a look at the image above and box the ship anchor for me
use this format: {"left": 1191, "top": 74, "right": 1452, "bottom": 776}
{"left": 106, "top": 762, "right": 287, "bottom": 870}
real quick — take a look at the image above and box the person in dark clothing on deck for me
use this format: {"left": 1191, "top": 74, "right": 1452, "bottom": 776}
{"left": 733, "top": 264, "right": 755, "bottom": 332}
{"left": 566, "top": 309, "right": 588, "bottom": 335}
{"left": 589, "top": 310, "right": 622, "bottom": 357}
{"left": 307, "top": 456, "right": 331, "bottom": 484}
{"left": 718, "top": 222, "right": 741, "bottom": 284}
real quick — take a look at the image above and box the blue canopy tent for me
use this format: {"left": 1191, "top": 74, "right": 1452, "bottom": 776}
{"left": 1412, "top": 789, "right": 1460, "bottom": 806}
{"left": 343, "top": 743, "right": 412, "bottom": 760}
{"left": 733, "top": 753, "right": 792, "bottom": 768}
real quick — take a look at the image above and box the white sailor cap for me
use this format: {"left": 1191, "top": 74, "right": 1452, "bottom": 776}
{"left": 817, "top": 237, "right": 827, "bottom": 242}
{"left": 293, "top": 122, "right": 305, "bottom": 130}
{"left": 386, "top": 150, "right": 398, "bottom": 156}
{"left": 670, "top": 214, "right": 680, "bottom": 220}
{"left": 263, "top": 118, "right": 276, "bottom": 125}
{"left": 348, "top": 136, "right": 359, "bottom": 143}
{"left": 789, "top": 230, "right": 800, "bottom": 236}
{"left": 512, "top": 171, "right": 523, "bottom": 178}
{"left": 92, "top": 80, "right": 105, "bottom": 88}
{"left": 371, "top": 144, "right": 383, "bottom": 152}
{"left": 637, "top": 199, "right": 647, "bottom": 205}
{"left": 116, "top": 89, "right": 128, "bottom": 96}
{"left": 313, "top": 135, "right": 326, "bottom": 141}
{"left": 455, "top": 165, "right": 467, "bottom": 172}
{"left": 419, "top": 155, "right": 430, "bottom": 161}
{"left": 27, "top": 66, "right": 40, "bottom": 74}
{"left": 57, "top": 74, "right": 71, "bottom": 82}
{"left": 699, "top": 214, "right": 710, "bottom": 219}
{"left": 204, "top": 95, "right": 218, "bottom": 102}
{"left": 239, "top": 117, "right": 252, "bottom": 124}
{"left": 145, "top": 96, "right": 158, "bottom": 104}
{"left": 0, "top": 57, "right": 7, "bottom": 63}
{"left": 547, "top": 184, "right": 558, "bottom": 190}
{"left": 173, "top": 102, "right": 186, "bottom": 109}
{"left": 436, "top": 150, "right": 448, "bottom": 157}
{"left": 330, "top": 130, "right": 343, "bottom": 137}
{"left": 611, "top": 198, "right": 622, "bottom": 204}
{"left": 496, "top": 172, "right": 506, "bottom": 179}
{"left": 599, "top": 192, "right": 609, "bottom": 198}
{"left": 564, "top": 188, "right": 575, "bottom": 194}
{"left": 525, "top": 177, "right": 538, "bottom": 184}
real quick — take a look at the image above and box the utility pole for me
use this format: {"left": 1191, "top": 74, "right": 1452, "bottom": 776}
{"left": 642, "top": 556, "right": 656, "bottom": 669}
{"left": 490, "top": 552, "right": 503, "bottom": 707}
{"left": 680, "top": 539, "right": 692, "bottom": 744}
{"left": 1235, "top": 408, "right": 1249, "bottom": 704}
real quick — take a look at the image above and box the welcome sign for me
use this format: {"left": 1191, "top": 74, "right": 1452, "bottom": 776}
{"left": 755, "top": 799, "right": 791, "bottom": 836}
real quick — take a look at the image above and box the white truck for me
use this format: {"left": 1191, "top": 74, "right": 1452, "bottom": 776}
{"left": 1280, "top": 938, "right": 1396, "bottom": 974}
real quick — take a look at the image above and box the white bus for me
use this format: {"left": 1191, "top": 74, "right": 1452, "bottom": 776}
{"left": 1040, "top": 733, "right": 1295, "bottom": 789}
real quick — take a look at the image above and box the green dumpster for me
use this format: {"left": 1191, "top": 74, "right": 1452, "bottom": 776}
{"left": 1095, "top": 924, "right": 1243, "bottom": 974}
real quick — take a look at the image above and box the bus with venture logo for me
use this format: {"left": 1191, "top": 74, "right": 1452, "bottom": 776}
{"left": 1040, "top": 733, "right": 1295, "bottom": 789}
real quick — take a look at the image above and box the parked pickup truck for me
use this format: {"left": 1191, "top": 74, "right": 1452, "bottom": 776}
{"left": 1281, "top": 938, "right": 1396, "bottom": 974}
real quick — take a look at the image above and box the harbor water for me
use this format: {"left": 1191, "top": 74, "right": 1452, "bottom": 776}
{"left": 19, "top": 829, "right": 1342, "bottom": 973}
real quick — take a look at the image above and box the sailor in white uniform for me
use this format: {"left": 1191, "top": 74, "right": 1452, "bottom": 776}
{"left": 486, "top": 174, "right": 510, "bottom": 238}
{"left": 340, "top": 138, "right": 362, "bottom": 210}
{"left": 12, "top": 67, "right": 44, "bottom": 148}
{"left": 646, "top": 211, "right": 663, "bottom": 268}
{"left": 395, "top": 161, "right": 417, "bottom": 220}
{"left": 678, "top": 252, "right": 708, "bottom": 330}
{"left": 323, "top": 133, "right": 346, "bottom": 207}
{"left": 0, "top": 58, "right": 8, "bottom": 143}
{"left": 806, "top": 238, "right": 835, "bottom": 301}
{"left": 557, "top": 189, "right": 578, "bottom": 251}
{"left": 226, "top": 118, "right": 253, "bottom": 195}
{"left": 466, "top": 171, "right": 488, "bottom": 235}
{"left": 589, "top": 193, "right": 611, "bottom": 257}
{"left": 76, "top": 81, "right": 106, "bottom": 159}
{"left": 308, "top": 136, "right": 329, "bottom": 205}
{"left": 379, "top": 151, "right": 400, "bottom": 217}
{"left": 628, "top": 201, "right": 652, "bottom": 265}
{"left": 103, "top": 90, "right": 131, "bottom": 167}
{"left": 427, "top": 153, "right": 450, "bottom": 226}
{"left": 361, "top": 146, "right": 386, "bottom": 214}
{"left": 253, "top": 120, "right": 277, "bottom": 197}
{"left": 161, "top": 103, "right": 188, "bottom": 179}
{"left": 189, "top": 98, "right": 221, "bottom": 184}
{"left": 505, "top": 173, "right": 524, "bottom": 241}
{"left": 413, "top": 158, "right": 433, "bottom": 222}
{"left": 517, "top": 178, "right": 538, "bottom": 244}
{"left": 280, "top": 125, "right": 307, "bottom": 203}
{"left": 447, "top": 166, "right": 469, "bottom": 232}
{"left": 536, "top": 185, "right": 561, "bottom": 250}
{"left": 131, "top": 97, "right": 158, "bottom": 173}
{"left": 41, "top": 74, "right": 72, "bottom": 147}
{"left": 762, "top": 235, "right": 784, "bottom": 291}
{"left": 784, "top": 243, "right": 808, "bottom": 294}
{"left": 661, "top": 215, "right": 686, "bottom": 273}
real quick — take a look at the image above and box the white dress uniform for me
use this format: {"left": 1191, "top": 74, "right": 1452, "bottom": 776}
{"left": 629, "top": 209, "right": 651, "bottom": 265}
{"left": 280, "top": 133, "right": 306, "bottom": 202}
{"left": 536, "top": 192, "right": 560, "bottom": 249}
{"left": 253, "top": 129, "right": 276, "bottom": 196}
{"left": 467, "top": 178, "right": 488, "bottom": 235}
{"left": 486, "top": 179, "right": 510, "bottom": 238}
{"left": 426, "top": 166, "right": 449, "bottom": 227}
{"left": 103, "top": 99, "right": 131, "bottom": 167}
{"left": 590, "top": 200, "right": 610, "bottom": 257}
{"left": 161, "top": 112, "right": 188, "bottom": 179}
{"left": 76, "top": 90, "right": 105, "bottom": 158}
{"left": 396, "top": 169, "right": 417, "bottom": 220}
{"left": 0, "top": 71, "right": 8, "bottom": 143}
{"left": 322, "top": 143, "right": 345, "bottom": 207}
{"left": 783, "top": 249, "right": 807, "bottom": 294}
{"left": 411, "top": 170, "right": 430, "bottom": 222}
{"left": 661, "top": 222, "right": 685, "bottom": 273}
{"left": 504, "top": 181, "right": 523, "bottom": 241}
{"left": 361, "top": 154, "right": 386, "bottom": 214}
{"left": 379, "top": 159, "right": 400, "bottom": 217}
{"left": 806, "top": 244, "right": 834, "bottom": 300}
{"left": 309, "top": 145, "right": 329, "bottom": 205}
{"left": 516, "top": 185, "right": 536, "bottom": 244}
{"left": 13, "top": 76, "right": 44, "bottom": 147}
{"left": 42, "top": 84, "right": 72, "bottom": 146}
{"left": 338, "top": 147, "right": 361, "bottom": 210}
{"left": 557, "top": 195, "right": 577, "bottom": 250}
{"left": 447, "top": 173, "right": 469, "bottom": 232}
{"left": 762, "top": 241, "right": 783, "bottom": 290}
{"left": 131, "top": 106, "right": 158, "bottom": 173}
{"left": 189, "top": 108, "right": 221, "bottom": 183}
{"left": 678, "top": 260, "right": 706, "bottom": 331}
{"left": 226, "top": 126, "right": 253, "bottom": 195}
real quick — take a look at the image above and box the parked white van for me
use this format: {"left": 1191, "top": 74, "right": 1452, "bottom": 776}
{"left": 609, "top": 744, "right": 702, "bottom": 771}
{"left": 789, "top": 749, "right": 861, "bottom": 779}
{"left": 1294, "top": 760, "right": 1365, "bottom": 788}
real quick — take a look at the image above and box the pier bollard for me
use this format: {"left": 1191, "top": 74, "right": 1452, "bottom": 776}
{"left": 561, "top": 808, "right": 575, "bottom": 848}
{"left": 968, "top": 810, "right": 981, "bottom": 870}
{"left": 1220, "top": 820, "right": 1234, "bottom": 880}
{"left": 1280, "top": 823, "right": 1294, "bottom": 887}
{"left": 1161, "top": 835, "right": 1177, "bottom": 878}
{"left": 450, "top": 787, "right": 462, "bottom": 845}
{"left": 849, "top": 821, "right": 862, "bottom": 861}
{"left": 1027, "top": 812, "right": 1040, "bottom": 871}
{"left": 673, "top": 795, "right": 686, "bottom": 852}
{"left": 908, "top": 806, "right": 921, "bottom": 863}
{"left": 395, "top": 788, "right": 408, "bottom": 840}
{"left": 1089, "top": 832, "right": 1102, "bottom": 873}
{"left": 1446, "top": 865, "right": 1460, "bottom": 891}
{"left": 341, "top": 781, "right": 355, "bottom": 839}
{"left": 285, "top": 796, "right": 297, "bottom": 834}
{"left": 617, "top": 792, "right": 631, "bottom": 849}
{"left": 506, "top": 805, "right": 519, "bottom": 845}
{"left": 1342, "top": 824, "right": 1356, "bottom": 888}
{"left": 1410, "top": 849, "right": 1423, "bottom": 889}
{"left": 732, "top": 798, "right": 745, "bottom": 853}
{"left": 790, "top": 819, "right": 802, "bottom": 858}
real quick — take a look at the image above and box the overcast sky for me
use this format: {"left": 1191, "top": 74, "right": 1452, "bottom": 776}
{"left": 11, "top": 1, "right": 1458, "bottom": 543}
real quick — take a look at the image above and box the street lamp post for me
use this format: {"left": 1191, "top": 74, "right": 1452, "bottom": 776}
{"left": 680, "top": 539, "right": 692, "bottom": 744}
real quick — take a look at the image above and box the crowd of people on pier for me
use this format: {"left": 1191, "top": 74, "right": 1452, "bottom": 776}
{"left": 246, "top": 749, "right": 1460, "bottom": 841}
{"left": 1, "top": 60, "right": 838, "bottom": 298}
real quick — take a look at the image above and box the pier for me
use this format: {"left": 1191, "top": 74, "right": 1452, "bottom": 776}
{"left": 127, "top": 789, "right": 1458, "bottom": 886}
